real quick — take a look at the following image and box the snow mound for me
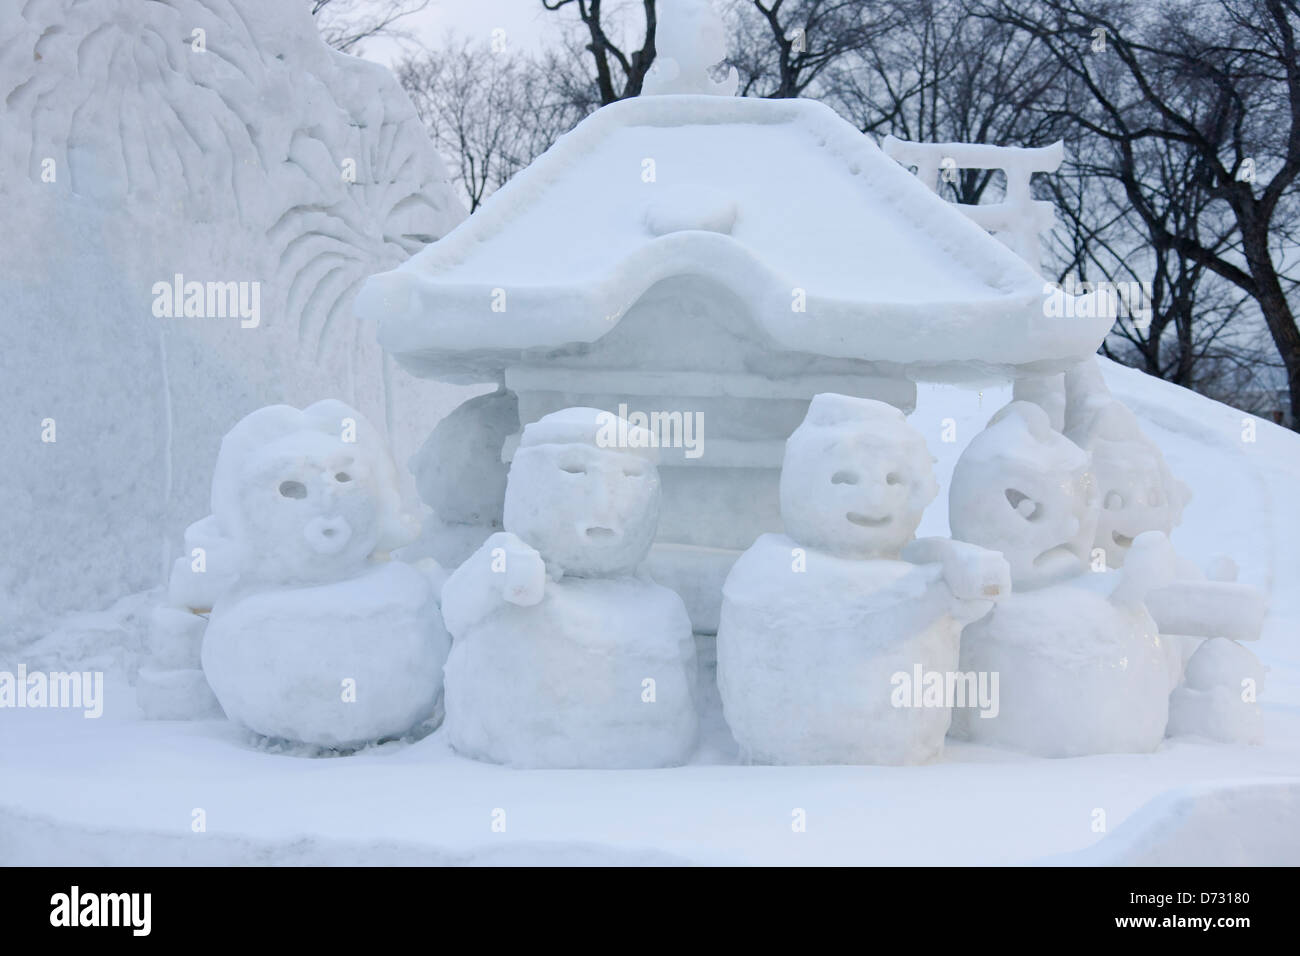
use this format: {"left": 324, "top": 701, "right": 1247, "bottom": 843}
{"left": 1057, "top": 779, "right": 1300, "bottom": 865}
{"left": 0, "top": 0, "right": 467, "bottom": 643}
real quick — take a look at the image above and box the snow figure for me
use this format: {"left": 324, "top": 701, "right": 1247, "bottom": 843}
{"left": 1063, "top": 358, "right": 1266, "bottom": 684}
{"left": 136, "top": 516, "right": 235, "bottom": 720}
{"left": 948, "top": 402, "right": 1175, "bottom": 756}
{"left": 949, "top": 401, "right": 1098, "bottom": 590}
{"left": 440, "top": 407, "right": 698, "bottom": 769}
{"left": 1063, "top": 360, "right": 1190, "bottom": 569}
{"left": 1167, "top": 638, "right": 1265, "bottom": 744}
{"left": 200, "top": 401, "right": 449, "bottom": 749}
{"left": 717, "top": 394, "right": 1010, "bottom": 765}
{"left": 642, "top": 0, "right": 739, "bottom": 96}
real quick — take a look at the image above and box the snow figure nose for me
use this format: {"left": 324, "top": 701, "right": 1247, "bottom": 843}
{"left": 589, "top": 469, "right": 618, "bottom": 519}
{"left": 304, "top": 515, "right": 352, "bottom": 554}
{"left": 861, "top": 483, "right": 892, "bottom": 514}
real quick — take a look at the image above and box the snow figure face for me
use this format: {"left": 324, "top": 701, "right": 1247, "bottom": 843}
{"left": 503, "top": 408, "right": 661, "bottom": 577}
{"left": 233, "top": 431, "right": 381, "bottom": 582}
{"left": 212, "top": 401, "right": 412, "bottom": 587}
{"left": 779, "top": 394, "right": 938, "bottom": 559}
{"left": 1070, "top": 404, "right": 1189, "bottom": 568}
{"left": 950, "top": 402, "right": 1098, "bottom": 589}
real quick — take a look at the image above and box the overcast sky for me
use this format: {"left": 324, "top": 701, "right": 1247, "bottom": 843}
{"left": 359, "top": 0, "right": 576, "bottom": 65}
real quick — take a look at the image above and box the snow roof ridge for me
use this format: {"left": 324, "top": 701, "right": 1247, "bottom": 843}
{"left": 382, "top": 94, "right": 1041, "bottom": 287}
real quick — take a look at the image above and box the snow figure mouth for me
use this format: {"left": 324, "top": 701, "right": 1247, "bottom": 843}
{"left": 1112, "top": 531, "right": 1134, "bottom": 548}
{"left": 585, "top": 525, "right": 619, "bottom": 541}
{"left": 846, "top": 512, "right": 891, "bottom": 528}
{"left": 304, "top": 515, "right": 352, "bottom": 554}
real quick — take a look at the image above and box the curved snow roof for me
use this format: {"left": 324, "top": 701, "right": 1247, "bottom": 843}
{"left": 357, "top": 95, "right": 1111, "bottom": 382}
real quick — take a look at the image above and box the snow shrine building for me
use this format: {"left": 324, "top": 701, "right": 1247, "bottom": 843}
{"left": 356, "top": 25, "right": 1112, "bottom": 631}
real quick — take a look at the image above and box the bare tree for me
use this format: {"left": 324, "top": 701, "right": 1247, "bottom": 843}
{"left": 1044, "top": 116, "right": 1271, "bottom": 397}
{"left": 309, "top": 0, "right": 429, "bottom": 55}
{"left": 982, "top": 0, "right": 1300, "bottom": 426}
{"left": 726, "top": 0, "right": 897, "bottom": 98}
{"left": 821, "top": 0, "right": 1065, "bottom": 204}
{"left": 399, "top": 39, "right": 593, "bottom": 211}
{"left": 539, "top": 0, "right": 659, "bottom": 103}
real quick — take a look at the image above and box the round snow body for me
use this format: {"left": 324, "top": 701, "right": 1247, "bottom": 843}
{"left": 717, "top": 535, "right": 963, "bottom": 765}
{"left": 443, "top": 576, "right": 698, "bottom": 769}
{"left": 950, "top": 583, "right": 1170, "bottom": 756}
{"left": 202, "top": 562, "right": 449, "bottom": 748}
{"left": 1167, "top": 638, "right": 1264, "bottom": 744}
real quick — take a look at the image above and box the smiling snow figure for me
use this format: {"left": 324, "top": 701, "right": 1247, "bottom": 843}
{"left": 201, "top": 401, "right": 449, "bottom": 749}
{"left": 717, "top": 394, "right": 1010, "bottom": 765}
{"left": 948, "top": 402, "right": 1174, "bottom": 756}
{"left": 1064, "top": 364, "right": 1190, "bottom": 569}
{"left": 440, "top": 407, "right": 698, "bottom": 769}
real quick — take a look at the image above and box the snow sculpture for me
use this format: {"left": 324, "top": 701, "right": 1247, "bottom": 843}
{"left": 1063, "top": 359, "right": 1267, "bottom": 686}
{"left": 136, "top": 516, "right": 235, "bottom": 720}
{"left": 0, "top": 0, "right": 465, "bottom": 645}
{"left": 200, "top": 402, "right": 449, "bottom": 748}
{"left": 406, "top": 388, "right": 519, "bottom": 570}
{"left": 642, "top": 0, "right": 739, "bottom": 97}
{"left": 1012, "top": 372, "right": 1066, "bottom": 431}
{"left": 948, "top": 402, "right": 1175, "bottom": 756}
{"left": 717, "top": 394, "right": 1010, "bottom": 765}
{"left": 882, "top": 138, "right": 1063, "bottom": 272}
{"left": 360, "top": 53, "right": 1114, "bottom": 638}
{"left": 1064, "top": 361, "right": 1189, "bottom": 569}
{"left": 951, "top": 531, "right": 1177, "bottom": 756}
{"left": 949, "top": 401, "right": 1098, "bottom": 590}
{"left": 440, "top": 408, "right": 698, "bottom": 769}
{"left": 1167, "top": 638, "right": 1265, "bottom": 744}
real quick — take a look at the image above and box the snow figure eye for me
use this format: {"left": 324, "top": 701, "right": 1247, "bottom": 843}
{"left": 831, "top": 470, "right": 859, "bottom": 485}
{"left": 334, "top": 471, "right": 352, "bottom": 483}
{"left": 1104, "top": 491, "right": 1125, "bottom": 510}
{"left": 623, "top": 466, "right": 645, "bottom": 478}
{"left": 1005, "top": 488, "right": 1041, "bottom": 520}
{"left": 886, "top": 472, "right": 902, "bottom": 486}
{"left": 278, "top": 480, "right": 307, "bottom": 499}
{"left": 560, "top": 463, "right": 586, "bottom": 475}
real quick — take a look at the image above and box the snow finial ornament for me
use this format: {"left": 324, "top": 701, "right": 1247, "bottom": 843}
{"left": 643, "top": 0, "right": 738, "bottom": 96}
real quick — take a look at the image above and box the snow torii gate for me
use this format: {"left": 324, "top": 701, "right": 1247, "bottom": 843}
{"left": 882, "top": 136, "right": 1064, "bottom": 275}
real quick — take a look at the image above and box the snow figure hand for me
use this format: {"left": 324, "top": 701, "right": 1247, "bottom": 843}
{"left": 498, "top": 535, "right": 546, "bottom": 607}
{"left": 943, "top": 541, "right": 1011, "bottom": 603}
{"left": 903, "top": 537, "right": 1010, "bottom": 623}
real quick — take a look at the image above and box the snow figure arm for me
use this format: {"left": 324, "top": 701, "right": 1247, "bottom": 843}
{"left": 1143, "top": 561, "right": 1268, "bottom": 643}
{"left": 902, "top": 537, "right": 1012, "bottom": 624}
{"left": 411, "top": 556, "right": 449, "bottom": 595}
{"left": 1108, "top": 530, "right": 1177, "bottom": 609}
{"left": 440, "top": 532, "right": 546, "bottom": 637}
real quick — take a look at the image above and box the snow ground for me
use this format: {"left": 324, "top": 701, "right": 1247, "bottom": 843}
{"left": 2, "top": 360, "right": 1297, "bottom": 865}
